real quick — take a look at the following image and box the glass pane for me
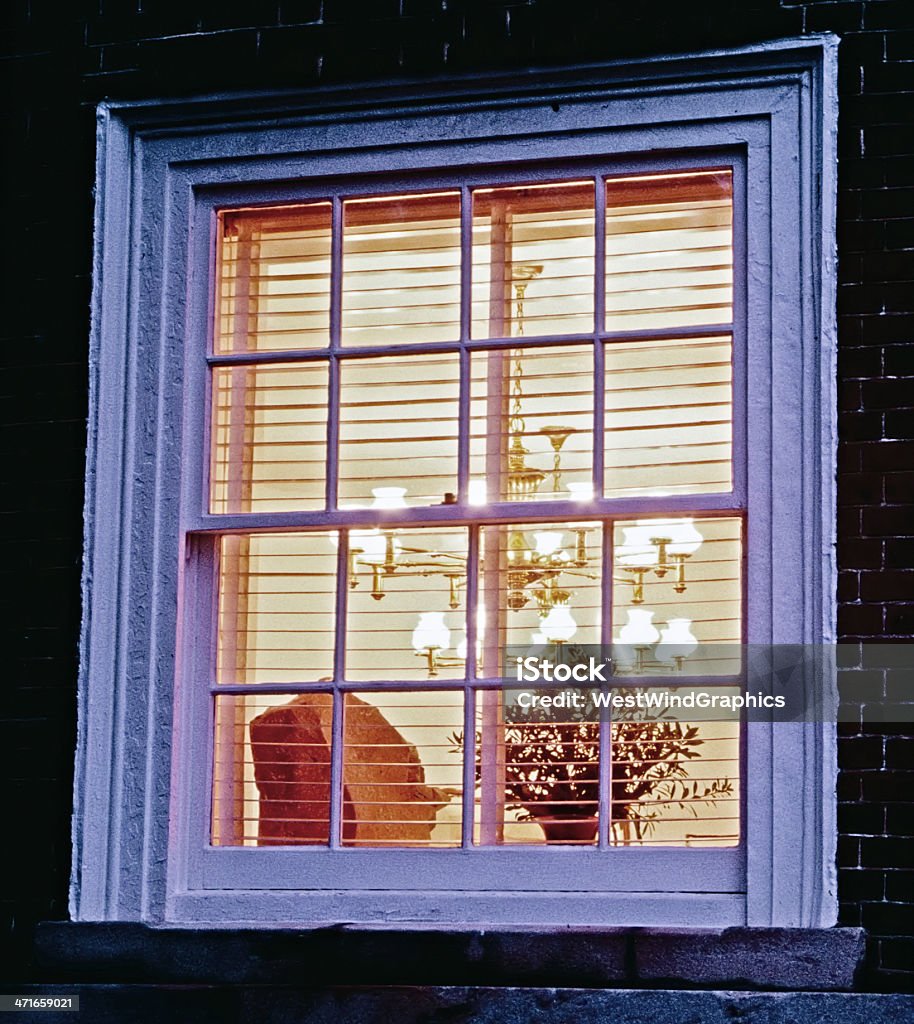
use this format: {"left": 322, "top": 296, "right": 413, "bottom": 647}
{"left": 212, "top": 692, "right": 333, "bottom": 846}
{"left": 477, "top": 521, "right": 602, "bottom": 675}
{"left": 604, "top": 335, "right": 732, "bottom": 498}
{"left": 472, "top": 181, "right": 595, "bottom": 339}
{"left": 470, "top": 345, "right": 594, "bottom": 504}
{"left": 210, "top": 361, "right": 328, "bottom": 514}
{"left": 338, "top": 352, "right": 460, "bottom": 508}
{"left": 342, "top": 192, "right": 461, "bottom": 346}
{"left": 216, "top": 203, "right": 331, "bottom": 354}
{"left": 217, "top": 532, "right": 337, "bottom": 684}
{"left": 605, "top": 170, "right": 732, "bottom": 332}
{"left": 342, "top": 691, "right": 464, "bottom": 847}
{"left": 346, "top": 526, "right": 469, "bottom": 681}
{"left": 612, "top": 516, "right": 742, "bottom": 676}
{"left": 611, "top": 715, "right": 739, "bottom": 847}
{"left": 474, "top": 692, "right": 601, "bottom": 846}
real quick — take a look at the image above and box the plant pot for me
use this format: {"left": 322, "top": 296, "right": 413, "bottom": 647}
{"left": 536, "top": 816, "right": 599, "bottom": 844}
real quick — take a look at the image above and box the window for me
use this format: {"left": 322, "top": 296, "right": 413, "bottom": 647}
{"left": 208, "top": 170, "right": 741, "bottom": 856}
{"left": 75, "top": 38, "right": 838, "bottom": 927}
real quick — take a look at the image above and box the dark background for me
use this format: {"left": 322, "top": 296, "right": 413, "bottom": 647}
{"left": 1, "top": 0, "right": 912, "bottom": 992}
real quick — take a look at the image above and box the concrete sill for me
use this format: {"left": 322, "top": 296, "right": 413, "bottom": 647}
{"left": 35, "top": 923, "right": 865, "bottom": 991}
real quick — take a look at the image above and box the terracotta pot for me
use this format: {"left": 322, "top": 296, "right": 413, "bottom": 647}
{"left": 536, "top": 816, "right": 599, "bottom": 844}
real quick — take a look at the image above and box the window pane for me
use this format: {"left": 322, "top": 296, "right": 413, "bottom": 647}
{"left": 342, "top": 691, "right": 463, "bottom": 847}
{"left": 210, "top": 361, "right": 328, "bottom": 514}
{"left": 474, "top": 693, "right": 601, "bottom": 846}
{"left": 612, "top": 516, "right": 742, "bottom": 675}
{"left": 604, "top": 335, "right": 732, "bottom": 498}
{"left": 472, "top": 181, "right": 595, "bottom": 339}
{"left": 217, "top": 533, "right": 337, "bottom": 684}
{"left": 212, "top": 692, "right": 333, "bottom": 846}
{"left": 346, "top": 526, "right": 469, "bottom": 681}
{"left": 338, "top": 352, "right": 460, "bottom": 508}
{"left": 611, "top": 715, "right": 739, "bottom": 847}
{"left": 216, "top": 203, "right": 331, "bottom": 354}
{"left": 470, "top": 345, "right": 594, "bottom": 504}
{"left": 605, "top": 170, "right": 732, "bottom": 332}
{"left": 342, "top": 192, "right": 461, "bottom": 346}
{"left": 477, "top": 521, "right": 602, "bottom": 676}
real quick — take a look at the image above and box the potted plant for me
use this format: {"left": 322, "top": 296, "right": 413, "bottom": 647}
{"left": 451, "top": 697, "right": 733, "bottom": 844}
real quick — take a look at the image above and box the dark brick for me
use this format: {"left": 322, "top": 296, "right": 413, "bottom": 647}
{"left": 839, "top": 735, "right": 887, "bottom": 771}
{"left": 861, "top": 569, "right": 914, "bottom": 601}
{"left": 862, "top": 900, "right": 914, "bottom": 935}
{"left": 884, "top": 409, "right": 914, "bottom": 438}
{"left": 886, "top": 218, "right": 914, "bottom": 249}
{"left": 838, "top": 798, "right": 885, "bottom": 831}
{"left": 838, "top": 769, "right": 863, "bottom": 802}
{"left": 863, "top": 771, "right": 914, "bottom": 802}
{"left": 840, "top": 410, "right": 885, "bottom": 441}
{"left": 840, "top": 669, "right": 887, "bottom": 702}
{"left": 885, "top": 803, "right": 914, "bottom": 834}
{"left": 838, "top": 834, "right": 861, "bottom": 868}
{"left": 886, "top": 872, "right": 914, "bottom": 902}
{"left": 840, "top": 537, "right": 884, "bottom": 569}
{"left": 881, "top": 937, "right": 914, "bottom": 972}
{"left": 886, "top": 537, "right": 914, "bottom": 567}
{"left": 862, "top": 505, "right": 914, "bottom": 537}
{"left": 886, "top": 28, "right": 914, "bottom": 60}
{"left": 839, "top": 867, "right": 885, "bottom": 902}
{"left": 885, "top": 605, "right": 914, "bottom": 634}
{"left": 839, "top": 603, "right": 884, "bottom": 637}
{"left": 840, "top": 218, "right": 886, "bottom": 252}
{"left": 864, "top": 1, "right": 914, "bottom": 32}
{"left": 805, "top": 1, "right": 864, "bottom": 32}
{"left": 864, "top": 57, "right": 914, "bottom": 95}
{"left": 885, "top": 738, "right": 914, "bottom": 770}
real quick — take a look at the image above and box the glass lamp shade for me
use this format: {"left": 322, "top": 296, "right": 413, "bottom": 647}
{"left": 567, "top": 481, "right": 594, "bottom": 501}
{"left": 351, "top": 528, "right": 393, "bottom": 563}
{"left": 533, "top": 530, "right": 564, "bottom": 558}
{"left": 619, "top": 608, "right": 660, "bottom": 647}
{"left": 643, "top": 517, "right": 703, "bottom": 555}
{"left": 468, "top": 480, "right": 488, "bottom": 506}
{"left": 540, "top": 604, "right": 578, "bottom": 643}
{"left": 655, "top": 617, "right": 698, "bottom": 664}
{"left": 617, "top": 525, "right": 658, "bottom": 567}
{"left": 371, "top": 486, "right": 408, "bottom": 509}
{"left": 412, "top": 612, "right": 451, "bottom": 653}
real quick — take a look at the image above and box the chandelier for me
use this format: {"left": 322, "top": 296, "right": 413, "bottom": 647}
{"left": 344, "top": 265, "right": 704, "bottom": 675}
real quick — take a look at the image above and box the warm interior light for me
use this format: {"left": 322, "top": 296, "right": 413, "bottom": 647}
{"left": 412, "top": 612, "right": 451, "bottom": 654}
{"left": 352, "top": 528, "right": 387, "bottom": 562}
{"left": 619, "top": 608, "right": 660, "bottom": 647}
{"left": 468, "top": 480, "right": 488, "bottom": 506}
{"left": 656, "top": 618, "right": 698, "bottom": 664}
{"left": 665, "top": 519, "right": 704, "bottom": 556}
{"left": 567, "top": 481, "right": 594, "bottom": 501}
{"left": 540, "top": 604, "right": 578, "bottom": 643}
{"left": 617, "top": 526, "right": 658, "bottom": 567}
{"left": 533, "top": 531, "right": 564, "bottom": 558}
{"left": 371, "top": 487, "right": 408, "bottom": 509}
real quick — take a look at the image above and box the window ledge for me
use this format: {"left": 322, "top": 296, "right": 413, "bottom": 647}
{"left": 35, "top": 923, "right": 864, "bottom": 991}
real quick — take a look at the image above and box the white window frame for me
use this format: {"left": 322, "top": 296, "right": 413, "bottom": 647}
{"left": 73, "top": 35, "right": 838, "bottom": 928}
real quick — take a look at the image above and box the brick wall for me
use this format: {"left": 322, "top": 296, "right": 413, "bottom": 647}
{"left": 1, "top": 0, "right": 911, "bottom": 991}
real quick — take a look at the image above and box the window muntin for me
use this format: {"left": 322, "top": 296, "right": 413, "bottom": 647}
{"left": 205, "top": 170, "right": 741, "bottom": 853}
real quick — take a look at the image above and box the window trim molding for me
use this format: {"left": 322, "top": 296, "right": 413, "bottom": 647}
{"left": 74, "top": 35, "right": 839, "bottom": 927}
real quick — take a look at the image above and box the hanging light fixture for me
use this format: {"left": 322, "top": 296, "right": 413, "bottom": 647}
{"left": 411, "top": 612, "right": 452, "bottom": 677}
{"left": 616, "top": 518, "right": 704, "bottom": 603}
